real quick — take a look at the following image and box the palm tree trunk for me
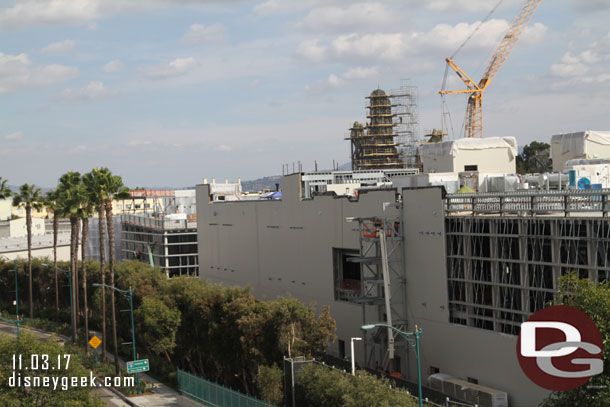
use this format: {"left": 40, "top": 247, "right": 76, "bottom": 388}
{"left": 70, "top": 217, "right": 78, "bottom": 344}
{"left": 106, "top": 201, "right": 119, "bottom": 375}
{"left": 53, "top": 214, "right": 59, "bottom": 313}
{"left": 26, "top": 204, "right": 33, "bottom": 320}
{"left": 82, "top": 217, "right": 89, "bottom": 355}
{"left": 75, "top": 218, "right": 80, "bottom": 332}
{"left": 99, "top": 202, "right": 107, "bottom": 362}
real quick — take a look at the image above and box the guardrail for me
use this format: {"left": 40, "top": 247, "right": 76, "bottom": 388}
{"left": 121, "top": 214, "right": 196, "bottom": 230}
{"left": 445, "top": 189, "right": 610, "bottom": 216}
{"left": 177, "top": 369, "right": 276, "bottom": 407}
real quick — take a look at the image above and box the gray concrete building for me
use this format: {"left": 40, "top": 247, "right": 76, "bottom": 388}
{"left": 196, "top": 173, "right": 610, "bottom": 406}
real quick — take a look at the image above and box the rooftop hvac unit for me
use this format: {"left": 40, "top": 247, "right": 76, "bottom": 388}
{"left": 426, "top": 374, "right": 508, "bottom": 407}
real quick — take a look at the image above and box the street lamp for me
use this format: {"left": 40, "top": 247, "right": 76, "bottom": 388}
{"left": 0, "top": 257, "right": 22, "bottom": 340}
{"left": 350, "top": 337, "right": 362, "bottom": 375}
{"left": 361, "top": 323, "right": 423, "bottom": 407}
{"left": 42, "top": 263, "right": 74, "bottom": 343}
{"left": 93, "top": 283, "right": 140, "bottom": 394}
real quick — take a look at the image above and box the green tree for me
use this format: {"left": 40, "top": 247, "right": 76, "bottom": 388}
{"left": 540, "top": 273, "right": 610, "bottom": 407}
{"left": 79, "top": 187, "right": 94, "bottom": 355}
{"left": 57, "top": 172, "right": 85, "bottom": 343}
{"left": 12, "top": 183, "right": 44, "bottom": 319}
{"left": 517, "top": 141, "right": 552, "bottom": 174}
{"left": 295, "top": 363, "right": 418, "bottom": 407}
{"left": 45, "top": 189, "right": 62, "bottom": 313}
{"left": 0, "top": 176, "right": 11, "bottom": 201}
{"left": 0, "top": 332, "right": 103, "bottom": 407}
{"left": 102, "top": 171, "right": 130, "bottom": 375}
{"left": 134, "top": 297, "right": 181, "bottom": 365}
{"left": 83, "top": 168, "right": 110, "bottom": 362}
{"left": 256, "top": 365, "right": 284, "bottom": 405}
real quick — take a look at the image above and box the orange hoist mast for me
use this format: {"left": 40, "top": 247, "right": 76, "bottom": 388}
{"left": 439, "top": 0, "right": 542, "bottom": 138}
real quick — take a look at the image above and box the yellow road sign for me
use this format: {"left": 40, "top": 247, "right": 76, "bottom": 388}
{"left": 89, "top": 335, "right": 102, "bottom": 349}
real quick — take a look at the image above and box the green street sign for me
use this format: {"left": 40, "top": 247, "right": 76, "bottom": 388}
{"left": 127, "top": 359, "right": 149, "bottom": 374}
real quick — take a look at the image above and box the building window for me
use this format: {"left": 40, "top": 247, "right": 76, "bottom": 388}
{"left": 116, "top": 204, "right": 122, "bottom": 210}
{"left": 126, "top": 204, "right": 132, "bottom": 210}
{"left": 464, "top": 165, "right": 478, "bottom": 171}
{"left": 333, "top": 248, "right": 361, "bottom": 302}
{"left": 429, "top": 366, "right": 440, "bottom": 375}
{"left": 144, "top": 203, "right": 150, "bottom": 209}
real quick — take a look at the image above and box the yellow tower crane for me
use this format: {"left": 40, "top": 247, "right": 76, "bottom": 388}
{"left": 439, "top": 0, "right": 542, "bottom": 138}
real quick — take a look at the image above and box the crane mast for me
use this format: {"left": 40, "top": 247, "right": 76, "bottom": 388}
{"left": 440, "top": 0, "right": 542, "bottom": 138}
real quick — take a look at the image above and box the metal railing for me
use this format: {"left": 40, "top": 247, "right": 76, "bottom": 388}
{"left": 121, "top": 214, "right": 196, "bottom": 230}
{"left": 177, "top": 369, "right": 277, "bottom": 407}
{"left": 445, "top": 189, "right": 610, "bottom": 216}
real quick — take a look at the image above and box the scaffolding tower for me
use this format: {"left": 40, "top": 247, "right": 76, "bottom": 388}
{"left": 347, "top": 206, "right": 407, "bottom": 371}
{"left": 347, "top": 89, "right": 404, "bottom": 170}
{"left": 390, "top": 82, "right": 420, "bottom": 168}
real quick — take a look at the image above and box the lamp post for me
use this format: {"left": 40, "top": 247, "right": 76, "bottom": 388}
{"left": 361, "top": 323, "right": 423, "bottom": 407}
{"left": 93, "top": 283, "right": 140, "bottom": 394}
{"left": 350, "top": 337, "right": 362, "bottom": 375}
{"left": 42, "top": 263, "right": 74, "bottom": 343}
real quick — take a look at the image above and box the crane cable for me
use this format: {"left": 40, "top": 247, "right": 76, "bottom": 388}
{"left": 441, "top": 0, "right": 505, "bottom": 138}
{"left": 450, "top": 0, "right": 505, "bottom": 60}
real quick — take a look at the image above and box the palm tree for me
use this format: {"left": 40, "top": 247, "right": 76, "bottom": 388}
{"left": 0, "top": 177, "right": 11, "bottom": 201}
{"left": 57, "top": 172, "right": 83, "bottom": 343}
{"left": 12, "top": 184, "right": 44, "bottom": 319}
{"left": 45, "top": 190, "right": 62, "bottom": 313}
{"left": 80, "top": 193, "right": 93, "bottom": 355}
{"left": 83, "top": 168, "right": 109, "bottom": 361}
{"left": 104, "top": 171, "right": 130, "bottom": 375}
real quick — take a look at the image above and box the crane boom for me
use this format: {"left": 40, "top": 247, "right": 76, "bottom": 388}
{"left": 439, "top": 0, "right": 542, "bottom": 138}
{"left": 482, "top": 0, "right": 542, "bottom": 86}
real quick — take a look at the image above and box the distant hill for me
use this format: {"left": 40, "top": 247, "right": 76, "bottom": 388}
{"left": 240, "top": 162, "right": 351, "bottom": 192}
{"left": 241, "top": 175, "right": 282, "bottom": 192}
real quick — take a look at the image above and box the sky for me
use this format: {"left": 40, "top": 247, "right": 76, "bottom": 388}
{"left": 1, "top": 0, "right": 610, "bottom": 188}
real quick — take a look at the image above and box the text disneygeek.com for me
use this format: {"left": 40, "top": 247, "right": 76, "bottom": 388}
{"left": 8, "top": 371, "right": 135, "bottom": 391}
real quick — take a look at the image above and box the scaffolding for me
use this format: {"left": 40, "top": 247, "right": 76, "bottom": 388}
{"left": 390, "top": 82, "right": 421, "bottom": 168}
{"left": 344, "top": 206, "right": 407, "bottom": 372}
{"left": 347, "top": 89, "right": 405, "bottom": 170}
{"left": 446, "top": 212, "right": 610, "bottom": 336}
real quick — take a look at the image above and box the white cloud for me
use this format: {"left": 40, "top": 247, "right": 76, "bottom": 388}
{"left": 182, "top": 23, "right": 227, "bottom": 44}
{"left": 341, "top": 66, "right": 378, "bottom": 80}
{"left": 548, "top": 45, "right": 610, "bottom": 89}
{"left": 420, "top": 0, "right": 522, "bottom": 13}
{"left": 252, "top": 0, "right": 281, "bottom": 16}
{"left": 295, "top": 39, "right": 327, "bottom": 62}
{"left": 297, "top": 3, "right": 397, "bottom": 33}
{"left": 331, "top": 32, "right": 405, "bottom": 60}
{"left": 0, "top": 52, "right": 78, "bottom": 93}
{"left": 40, "top": 39, "right": 76, "bottom": 54}
{"left": 141, "top": 57, "right": 198, "bottom": 79}
{"left": 0, "top": 0, "right": 102, "bottom": 29}
{"left": 296, "top": 19, "right": 547, "bottom": 65}
{"left": 5, "top": 131, "right": 24, "bottom": 140}
{"left": 101, "top": 59, "right": 122, "bottom": 72}
{"left": 306, "top": 66, "right": 379, "bottom": 94}
{"left": 215, "top": 144, "right": 232, "bottom": 152}
{"left": 0, "top": 0, "right": 244, "bottom": 30}
{"left": 573, "top": 0, "right": 610, "bottom": 11}
{"left": 61, "top": 81, "right": 117, "bottom": 100}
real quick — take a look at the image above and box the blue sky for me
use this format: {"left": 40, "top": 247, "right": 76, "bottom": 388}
{"left": 1, "top": 0, "right": 609, "bottom": 188}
